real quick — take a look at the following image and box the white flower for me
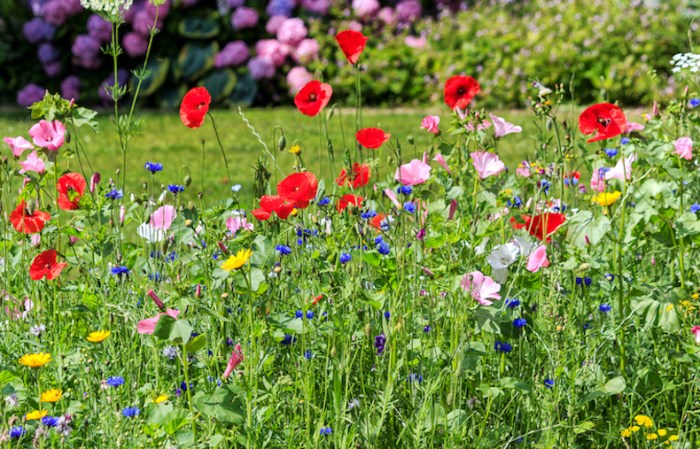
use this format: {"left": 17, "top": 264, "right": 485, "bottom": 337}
{"left": 80, "top": 0, "right": 133, "bottom": 20}
{"left": 513, "top": 236, "right": 536, "bottom": 257}
{"left": 137, "top": 223, "right": 166, "bottom": 242}
{"left": 487, "top": 243, "right": 520, "bottom": 270}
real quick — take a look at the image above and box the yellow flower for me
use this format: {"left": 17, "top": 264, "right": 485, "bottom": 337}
{"left": 631, "top": 425, "right": 640, "bottom": 432}
{"left": 647, "top": 433, "right": 659, "bottom": 440}
{"left": 40, "top": 389, "right": 62, "bottom": 403}
{"left": 25, "top": 410, "right": 47, "bottom": 421}
{"left": 18, "top": 352, "right": 51, "bottom": 369}
{"left": 669, "top": 435, "right": 679, "bottom": 441}
{"left": 658, "top": 429, "right": 667, "bottom": 437}
{"left": 634, "top": 415, "right": 653, "bottom": 428}
{"left": 220, "top": 249, "right": 252, "bottom": 271}
{"left": 621, "top": 428, "right": 632, "bottom": 438}
{"left": 692, "top": 293, "right": 699, "bottom": 300}
{"left": 290, "top": 208, "right": 298, "bottom": 217}
{"left": 154, "top": 394, "right": 169, "bottom": 404}
{"left": 592, "top": 191, "right": 622, "bottom": 206}
{"left": 86, "top": 330, "right": 111, "bottom": 343}
{"left": 288, "top": 145, "right": 301, "bottom": 155}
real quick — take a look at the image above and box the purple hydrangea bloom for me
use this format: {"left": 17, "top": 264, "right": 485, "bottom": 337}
{"left": 145, "top": 0, "right": 171, "bottom": 18}
{"left": 37, "top": 43, "right": 60, "bottom": 64}
{"left": 41, "top": 0, "right": 68, "bottom": 26}
{"left": 87, "top": 14, "right": 112, "bottom": 43}
{"left": 378, "top": 7, "right": 396, "bottom": 25}
{"left": 215, "top": 41, "right": 249, "bottom": 68}
{"left": 231, "top": 6, "right": 259, "bottom": 30}
{"left": 99, "top": 69, "right": 129, "bottom": 103}
{"left": 62, "top": 0, "right": 83, "bottom": 15}
{"left": 133, "top": 9, "right": 162, "bottom": 36}
{"left": 396, "top": 0, "right": 422, "bottom": 22}
{"left": 61, "top": 76, "right": 81, "bottom": 101}
{"left": 266, "top": 15, "right": 287, "bottom": 34}
{"left": 123, "top": 32, "right": 148, "bottom": 57}
{"left": 23, "top": 18, "right": 55, "bottom": 44}
{"left": 292, "top": 38, "right": 319, "bottom": 63}
{"left": 287, "top": 66, "right": 313, "bottom": 94}
{"left": 227, "top": 0, "right": 244, "bottom": 7}
{"left": 277, "top": 18, "right": 307, "bottom": 45}
{"left": 247, "top": 56, "right": 275, "bottom": 80}
{"left": 72, "top": 34, "right": 102, "bottom": 69}
{"left": 17, "top": 83, "right": 45, "bottom": 108}
{"left": 43, "top": 61, "right": 62, "bottom": 76}
{"left": 266, "top": 0, "right": 295, "bottom": 17}
{"left": 300, "top": 0, "right": 331, "bottom": 15}
{"left": 352, "top": 0, "right": 380, "bottom": 18}
{"left": 255, "top": 39, "right": 289, "bottom": 67}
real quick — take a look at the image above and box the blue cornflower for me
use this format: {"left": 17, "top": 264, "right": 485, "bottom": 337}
{"left": 380, "top": 218, "right": 390, "bottom": 231}
{"left": 111, "top": 266, "right": 129, "bottom": 276}
{"left": 690, "top": 203, "right": 700, "bottom": 213}
{"left": 339, "top": 253, "right": 352, "bottom": 264}
{"left": 295, "top": 310, "right": 303, "bottom": 319}
{"left": 384, "top": 311, "right": 391, "bottom": 319}
{"left": 231, "top": 184, "right": 242, "bottom": 192}
{"left": 275, "top": 244, "right": 292, "bottom": 256}
{"left": 374, "top": 235, "right": 384, "bottom": 245}
{"left": 148, "top": 273, "right": 162, "bottom": 282}
{"left": 507, "top": 196, "right": 523, "bottom": 208}
{"left": 403, "top": 202, "right": 416, "bottom": 213}
{"left": 180, "top": 381, "right": 192, "bottom": 392}
{"left": 423, "top": 325, "right": 431, "bottom": 333}
{"left": 544, "top": 379, "right": 555, "bottom": 389}
{"left": 144, "top": 162, "right": 163, "bottom": 174}
{"left": 605, "top": 273, "right": 615, "bottom": 282}
{"left": 9, "top": 426, "right": 25, "bottom": 439}
{"left": 306, "top": 311, "right": 314, "bottom": 320}
{"left": 361, "top": 210, "right": 377, "bottom": 219}
{"left": 168, "top": 184, "right": 185, "bottom": 194}
{"left": 575, "top": 277, "right": 592, "bottom": 286}
{"left": 317, "top": 197, "right": 330, "bottom": 207}
{"left": 621, "top": 137, "right": 630, "bottom": 145}
{"left": 397, "top": 186, "right": 412, "bottom": 195}
{"left": 41, "top": 416, "right": 58, "bottom": 427}
{"left": 599, "top": 304, "right": 612, "bottom": 313}
{"left": 539, "top": 179, "right": 550, "bottom": 193}
{"left": 374, "top": 333, "right": 386, "bottom": 355}
{"left": 304, "top": 350, "right": 313, "bottom": 360}
{"left": 105, "top": 189, "right": 123, "bottom": 200}
{"left": 513, "top": 318, "right": 527, "bottom": 328}
{"left": 167, "top": 251, "right": 177, "bottom": 262}
{"left": 407, "top": 373, "right": 423, "bottom": 383}
{"left": 377, "top": 241, "right": 390, "bottom": 255}
{"left": 604, "top": 148, "right": 618, "bottom": 158}
{"left": 281, "top": 334, "right": 296, "bottom": 345}
{"left": 320, "top": 426, "right": 332, "bottom": 436}
{"left": 506, "top": 298, "right": 520, "bottom": 309}
{"left": 690, "top": 98, "right": 700, "bottom": 108}
{"left": 106, "top": 376, "right": 125, "bottom": 387}
{"left": 494, "top": 341, "right": 513, "bottom": 353}
{"left": 583, "top": 322, "right": 592, "bottom": 330}
{"left": 122, "top": 406, "right": 140, "bottom": 418}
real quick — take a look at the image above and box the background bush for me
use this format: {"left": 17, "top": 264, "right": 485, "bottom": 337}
{"left": 0, "top": 0, "right": 695, "bottom": 108}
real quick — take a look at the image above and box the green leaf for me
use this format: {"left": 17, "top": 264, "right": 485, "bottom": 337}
{"left": 178, "top": 16, "right": 220, "bottom": 39}
{"left": 176, "top": 42, "right": 219, "bottom": 81}
{"left": 185, "top": 334, "right": 207, "bottom": 353}
{"left": 134, "top": 59, "right": 170, "bottom": 97}
{"left": 228, "top": 74, "right": 258, "bottom": 106}
{"left": 193, "top": 386, "right": 245, "bottom": 424}
{"left": 0, "top": 370, "right": 18, "bottom": 387}
{"left": 601, "top": 376, "right": 626, "bottom": 394}
{"left": 153, "top": 315, "right": 177, "bottom": 340}
{"left": 170, "top": 319, "right": 193, "bottom": 345}
{"left": 362, "top": 251, "right": 381, "bottom": 267}
{"left": 566, "top": 211, "right": 610, "bottom": 247}
{"left": 473, "top": 307, "right": 501, "bottom": 335}
{"left": 201, "top": 69, "right": 237, "bottom": 103}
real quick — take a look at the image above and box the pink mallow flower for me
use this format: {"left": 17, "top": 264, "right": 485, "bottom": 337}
{"left": 605, "top": 153, "right": 637, "bottom": 181}
{"left": 471, "top": 151, "right": 505, "bottom": 179}
{"left": 137, "top": 309, "right": 180, "bottom": 334}
{"left": 490, "top": 113, "right": 522, "bottom": 138}
{"left": 674, "top": 137, "right": 693, "bottom": 160}
{"left": 222, "top": 343, "right": 244, "bottom": 379}
{"left": 151, "top": 205, "right": 176, "bottom": 230}
{"left": 3, "top": 136, "right": 34, "bottom": 158}
{"left": 692, "top": 326, "right": 700, "bottom": 345}
{"left": 433, "top": 153, "right": 450, "bottom": 174}
{"left": 526, "top": 245, "right": 550, "bottom": 272}
{"left": 420, "top": 115, "right": 440, "bottom": 134}
{"left": 460, "top": 271, "right": 501, "bottom": 306}
{"left": 395, "top": 155, "right": 431, "bottom": 186}
{"left": 226, "top": 214, "right": 254, "bottom": 236}
{"left": 28, "top": 119, "right": 65, "bottom": 151}
{"left": 19, "top": 151, "right": 45, "bottom": 174}
{"left": 624, "top": 122, "right": 644, "bottom": 133}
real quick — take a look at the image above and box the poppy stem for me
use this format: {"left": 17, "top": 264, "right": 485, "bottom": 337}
{"left": 208, "top": 113, "right": 232, "bottom": 190}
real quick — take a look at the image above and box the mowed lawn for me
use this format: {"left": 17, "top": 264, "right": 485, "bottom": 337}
{"left": 0, "top": 105, "right": 622, "bottom": 205}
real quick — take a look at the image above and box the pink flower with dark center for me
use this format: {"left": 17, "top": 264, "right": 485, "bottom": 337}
{"left": 460, "top": 271, "right": 501, "bottom": 306}
{"left": 28, "top": 120, "right": 65, "bottom": 151}
{"left": 471, "top": 151, "right": 505, "bottom": 179}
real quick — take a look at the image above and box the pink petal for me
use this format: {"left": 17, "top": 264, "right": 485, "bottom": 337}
{"left": 151, "top": 205, "right": 176, "bottom": 230}
{"left": 433, "top": 153, "right": 451, "bottom": 174}
{"left": 223, "top": 343, "right": 244, "bottom": 379}
{"left": 526, "top": 245, "right": 550, "bottom": 272}
{"left": 383, "top": 188, "right": 401, "bottom": 208}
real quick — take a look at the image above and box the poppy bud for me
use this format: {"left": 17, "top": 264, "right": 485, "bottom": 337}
{"left": 278, "top": 135, "right": 286, "bottom": 151}
{"left": 407, "top": 135, "right": 415, "bottom": 145}
{"left": 147, "top": 289, "right": 165, "bottom": 310}
{"left": 184, "top": 175, "right": 192, "bottom": 187}
{"left": 217, "top": 241, "right": 229, "bottom": 255}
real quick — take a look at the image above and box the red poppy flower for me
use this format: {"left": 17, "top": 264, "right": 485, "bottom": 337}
{"left": 180, "top": 87, "right": 212, "bottom": 129}
{"left": 260, "top": 195, "right": 295, "bottom": 219}
{"left": 444, "top": 75, "right": 481, "bottom": 110}
{"left": 294, "top": 81, "right": 333, "bottom": 117}
{"left": 336, "top": 194, "right": 364, "bottom": 213}
{"left": 335, "top": 163, "right": 370, "bottom": 189}
{"left": 277, "top": 171, "right": 318, "bottom": 209}
{"left": 251, "top": 208, "right": 271, "bottom": 221}
{"left": 578, "top": 103, "right": 627, "bottom": 143}
{"left": 356, "top": 128, "right": 390, "bottom": 149}
{"left": 335, "top": 30, "right": 368, "bottom": 65}
{"left": 511, "top": 213, "right": 566, "bottom": 242}
{"left": 56, "top": 172, "right": 86, "bottom": 210}
{"left": 29, "top": 249, "right": 67, "bottom": 281}
{"left": 369, "top": 213, "right": 387, "bottom": 230}
{"left": 9, "top": 201, "right": 50, "bottom": 234}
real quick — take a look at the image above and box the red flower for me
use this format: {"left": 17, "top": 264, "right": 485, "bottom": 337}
{"left": 260, "top": 195, "right": 295, "bottom": 219}
{"left": 9, "top": 201, "right": 50, "bottom": 234}
{"left": 57, "top": 172, "right": 86, "bottom": 210}
{"left": 251, "top": 208, "right": 271, "bottom": 221}
{"left": 444, "top": 75, "right": 481, "bottom": 110}
{"left": 356, "top": 128, "right": 390, "bottom": 149}
{"left": 578, "top": 103, "right": 627, "bottom": 143}
{"left": 336, "top": 194, "right": 364, "bottom": 213}
{"left": 29, "top": 249, "right": 67, "bottom": 281}
{"left": 335, "top": 163, "right": 370, "bottom": 189}
{"left": 511, "top": 213, "right": 566, "bottom": 242}
{"left": 294, "top": 81, "right": 333, "bottom": 117}
{"left": 277, "top": 171, "right": 318, "bottom": 209}
{"left": 180, "top": 87, "right": 211, "bottom": 129}
{"left": 335, "top": 30, "right": 368, "bottom": 65}
{"left": 369, "top": 213, "right": 386, "bottom": 230}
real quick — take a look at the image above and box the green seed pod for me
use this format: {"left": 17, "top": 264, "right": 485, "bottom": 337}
{"left": 184, "top": 175, "right": 192, "bottom": 187}
{"left": 278, "top": 135, "right": 286, "bottom": 151}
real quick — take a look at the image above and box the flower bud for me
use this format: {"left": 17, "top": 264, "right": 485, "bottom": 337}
{"left": 184, "top": 175, "right": 192, "bottom": 187}
{"left": 278, "top": 135, "right": 286, "bottom": 151}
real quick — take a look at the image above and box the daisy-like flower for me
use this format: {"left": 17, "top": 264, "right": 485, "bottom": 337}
{"left": 86, "top": 330, "right": 111, "bottom": 343}
{"left": 25, "top": 409, "right": 48, "bottom": 421}
{"left": 220, "top": 249, "right": 253, "bottom": 271}
{"left": 18, "top": 352, "right": 51, "bottom": 369}
{"left": 591, "top": 191, "right": 621, "bottom": 206}
{"left": 40, "top": 389, "right": 62, "bottom": 403}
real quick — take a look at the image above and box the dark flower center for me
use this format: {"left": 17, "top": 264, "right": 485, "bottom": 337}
{"left": 196, "top": 102, "right": 206, "bottom": 110}
{"left": 596, "top": 117, "right": 611, "bottom": 127}
{"left": 457, "top": 87, "right": 466, "bottom": 95}
{"left": 309, "top": 93, "right": 317, "bottom": 102}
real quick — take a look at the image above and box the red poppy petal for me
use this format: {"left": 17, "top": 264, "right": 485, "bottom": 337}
{"left": 294, "top": 81, "right": 333, "bottom": 117}
{"left": 180, "top": 87, "right": 212, "bottom": 129}
{"left": 356, "top": 128, "right": 390, "bottom": 149}
{"left": 444, "top": 75, "right": 481, "bottom": 110}
{"left": 335, "top": 30, "right": 368, "bottom": 65}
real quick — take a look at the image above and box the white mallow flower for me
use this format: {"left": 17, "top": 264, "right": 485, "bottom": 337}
{"left": 512, "top": 236, "right": 536, "bottom": 257}
{"left": 487, "top": 243, "right": 520, "bottom": 270}
{"left": 137, "top": 223, "right": 166, "bottom": 242}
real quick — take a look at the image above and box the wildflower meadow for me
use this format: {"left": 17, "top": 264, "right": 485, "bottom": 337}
{"left": 1, "top": 1, "right": 700, "bottom": 448}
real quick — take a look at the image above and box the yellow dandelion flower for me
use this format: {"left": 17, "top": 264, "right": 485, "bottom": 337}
{"left": 86, "top": 330, "right": 111, "bottom": 343}
{"left": 658, "top": 429, "right": 667, "bottom": 437}
{"left": 40, "top": 389, "right": 62, "bottom": 403}
{"left": 692, "top": 293, "right": 699, "bottom": 300}
{"left": 621, "top": 428, "right": 632, "bottom": 438}
{"left": 18, "top": 352, "right": 51, "bottom": 369}
{"left": 288, "top": 145, "right": 301, "bottom": 155}
{"left": 631, "top": 425, "right": 640, "bottom": 432}
{"left": 25, "top": 410, "right": 48, "bottom": 421}
{"left": 220, "top": 249, "right": 253, "bottom": 271}
{"left": 591, "top": 191, "right": 622, "bottom": 206}
{"left": 647, "top": 433, "right": 659, "bottom": 440}
{"left": 154, "top": 394, "right": 169, "bottom": 404}
{"left": 665, "top": 304, "right": 674, "bottom": 312}
{"left": 669, "top": 435, "right": 679, "bottom": 441}
{"left": 634, "top": 415, "right": 653, "bottom": 428}
{"left": 290, "top": 208, "right": 298, "bottom": 216}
